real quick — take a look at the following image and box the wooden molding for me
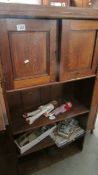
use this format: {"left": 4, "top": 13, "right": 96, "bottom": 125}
{"left": 0, "top": 3, "right": 98, "bottom": 19}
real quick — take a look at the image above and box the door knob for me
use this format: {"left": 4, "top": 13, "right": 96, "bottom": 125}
{"left": 24, "top": 59, "right": 30, "bottom": 64}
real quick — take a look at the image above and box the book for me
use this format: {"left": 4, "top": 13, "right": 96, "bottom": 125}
{"left": 50, "top": 126, "right": 84, "bottom": 147}
{"left": 50, "top": 130, "right": 68, "bottom": 147}
{"left": 57, "top": 119, "right": 78, "bottom": 138}
{"left": 50, "top": 119, "right": 85, "bottom": 147}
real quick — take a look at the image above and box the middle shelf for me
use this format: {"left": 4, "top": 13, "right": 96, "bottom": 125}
{"left": 7, "top": 77, "right": 95, "bottom": 136}
{"left": 11, "top": 100, "right": 89, "bottom": 136}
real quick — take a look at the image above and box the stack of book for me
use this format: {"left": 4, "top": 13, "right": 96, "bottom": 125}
{"left": 50, "top": 119, "right": 85, "bottom": 147}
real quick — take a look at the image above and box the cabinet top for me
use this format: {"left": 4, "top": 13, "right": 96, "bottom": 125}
{"left": 0, "top": 3, "right": 98, "bottom": 19}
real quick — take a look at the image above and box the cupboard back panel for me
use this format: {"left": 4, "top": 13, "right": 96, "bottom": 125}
{"left": 7, "top": 78, "right": 94, "bottom": 116}
{"left": 62, "top": 78, "right": 95, "bottom": 108}
{"left": 74, "top": 77, "right": 95, "bottom": 108}
{"left": 7, "top": 83, "right": 74, "bottom": 115}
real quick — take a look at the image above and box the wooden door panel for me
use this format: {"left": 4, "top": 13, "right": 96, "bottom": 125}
{"left": 60, "top": 20, "right": 98, "bottom": 81}
{"left": 70, "top": 20, "right": 98, "bottom": 30}
{"left": 66, "top": 31, "right": 95, "bottom": 71}
{"left": 10, "top": 32, "right": 49, "bottom": 79}
{"left": 0, "top": 19, "right": 57, "bottom": 90}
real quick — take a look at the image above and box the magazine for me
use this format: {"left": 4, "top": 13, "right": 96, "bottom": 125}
{"left": 50, "top": 119, "right": 85, "bottom": 147}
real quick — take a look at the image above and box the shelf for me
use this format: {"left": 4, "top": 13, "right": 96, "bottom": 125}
{"left": 11, "top": 100, "right": 89, "bottom": 135}
{"left": 1, "top": 4, "right": 98, "bottom": 20}
{"left": 17, "top": 131, "right": 85, "bottom": 158}
{"left": 17, "top": 136, "right": 54, "bottom": 158}
{"left": 6, "top": 74, "right": 96, "bottom": 93}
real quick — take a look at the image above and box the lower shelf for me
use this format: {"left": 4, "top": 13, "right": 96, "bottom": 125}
{"left": 17, "top": 132, "right": 85, "bottom": 158}
{"left": 18, "top": 135, "right": 85, "bottom": 175}
{"left": 17, "top": 136, "right": 54, "bottom": 158}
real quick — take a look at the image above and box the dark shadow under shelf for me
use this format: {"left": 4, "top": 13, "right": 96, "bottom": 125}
{"left": 17, "top": 135, "right": 85, "bottom": 175}
{"left": 11, "top": 100, "right": 89, "bottom": 135}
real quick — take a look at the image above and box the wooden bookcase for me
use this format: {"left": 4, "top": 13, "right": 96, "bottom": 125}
{"left": 0, "top": 3, "right": 98, "bottom": 174}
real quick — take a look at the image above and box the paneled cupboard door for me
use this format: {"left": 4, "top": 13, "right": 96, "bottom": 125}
{"left": 60, "top": 20, "right": 98, "bottom": 81}
{"left": 0, "top": 19, "right": 57, "bottom": 90}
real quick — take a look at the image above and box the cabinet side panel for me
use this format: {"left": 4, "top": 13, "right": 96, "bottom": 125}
{"left": 87, "top": 71, "right": 98, "bottom": 130}
{"left": 0, "top": 84, "right": 6, "bottom": 131}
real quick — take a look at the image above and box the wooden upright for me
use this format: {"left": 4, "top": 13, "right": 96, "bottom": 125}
{"left": 0, "top": 62, "right": 6, "bottom": 131}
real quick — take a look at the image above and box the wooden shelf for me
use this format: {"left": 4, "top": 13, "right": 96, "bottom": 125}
{"left": 1, "top": 4, "right": 98, "bottom": 21}
{"left": 17, "top": 132, "right": 85, "bottom": 158}
{"left": 17, "top": 136, "right": 54, "bottom": 158}
{"left": 11, "top": 100, "right": 89, "bottom": 135}
{"left": 6, "top": 74, "right": 95, "bottom": 93}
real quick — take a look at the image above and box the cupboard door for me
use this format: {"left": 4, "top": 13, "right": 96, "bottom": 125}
{"left": 0, "top": 19, "right": 57, "bottom": 90}
{"left": 60, "top": 20, "right": 98, "bottom": 81}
